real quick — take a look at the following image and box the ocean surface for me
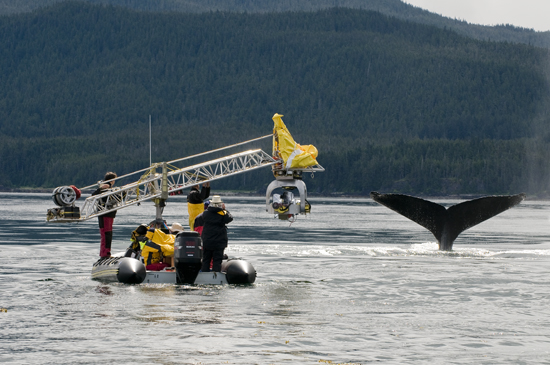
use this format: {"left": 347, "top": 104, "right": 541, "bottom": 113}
{"left": 1, "top": 192, "right": 550, "bottom": 364}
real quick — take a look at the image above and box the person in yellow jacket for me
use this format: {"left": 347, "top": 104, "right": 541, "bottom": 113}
{"left": 124, "top": 224, "right": 149, "bottom": 258}
{"left": 141, "top": 224, "right": 183, "bottom": 271}
{"left": 187, "top": 182, "right": 210, "bottom": 230}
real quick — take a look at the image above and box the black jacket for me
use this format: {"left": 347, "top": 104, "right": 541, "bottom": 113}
{"left": 92, "top": 187, "right": 117, "bottom": 218}
{"left": 187, "top": 186, "right": 210, "bottom": 204}
{"left": 202, "top": 206, "right": 233, "bottom": 249}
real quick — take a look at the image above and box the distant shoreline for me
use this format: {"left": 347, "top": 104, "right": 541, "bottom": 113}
{"left": 0, "top": 187, "right": 545, "bottom": 200}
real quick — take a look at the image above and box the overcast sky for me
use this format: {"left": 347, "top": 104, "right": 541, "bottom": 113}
{"left": 403, "top": 0, "right": 550, "bottom": 32}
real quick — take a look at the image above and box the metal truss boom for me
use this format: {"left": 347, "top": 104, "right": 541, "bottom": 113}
{"left": 51, "top": 149, "right": 277, "bottom": 222}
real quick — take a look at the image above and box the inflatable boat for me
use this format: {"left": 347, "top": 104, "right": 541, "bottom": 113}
{"left": 91, "top": 231, "right": 256, "bottom": 285}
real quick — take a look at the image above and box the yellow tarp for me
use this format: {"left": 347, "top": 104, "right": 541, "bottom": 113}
{"left": 272, "top": 113, "right": 318, "bottom": 169}
{"left": 145, "top": 229, "right": 175, "bottom": 256}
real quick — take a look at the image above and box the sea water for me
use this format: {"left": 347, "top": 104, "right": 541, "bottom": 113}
{"left": 1, "top": 193, "right": 550, "bottom": 364}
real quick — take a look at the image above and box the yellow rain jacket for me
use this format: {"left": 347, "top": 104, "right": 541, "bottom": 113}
{"left": 272, "top": 113, "right": 319, "bottom": 169}
{"left": 129, "top": 227, "right": 148, "bottom": 252}
{"left": 188, "top": 203, "right": 203, "bottom": 231}
{"left": 141, "top": 229, "right": 175, "bottom": 266}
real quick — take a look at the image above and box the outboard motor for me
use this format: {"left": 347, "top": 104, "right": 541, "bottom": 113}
{"left": 174, "top": 231, "right": 202, "bottom": 284}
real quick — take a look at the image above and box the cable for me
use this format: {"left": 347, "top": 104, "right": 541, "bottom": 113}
{"left": 167, "top": 134, "right": 273, "bottom": 165}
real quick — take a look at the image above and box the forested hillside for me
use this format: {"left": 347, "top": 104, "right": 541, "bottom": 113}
{"left": 1, "top": 0, "right": 549, "bottom": 48}
{"left": 1, "top": 3, "right": 549, "bottom": 196}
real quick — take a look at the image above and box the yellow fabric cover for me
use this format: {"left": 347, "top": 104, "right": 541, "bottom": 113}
{"left": 145, "top": 229, "right": 175, "bottom": 250}
{"left": 272, "top": 113, "right": 319, "bottom": 169}
{"left": 188, "top": 203, "right": 204, "bottom": 231}
{"left": 142, "top": 229, "right": 176, "bottom": 265}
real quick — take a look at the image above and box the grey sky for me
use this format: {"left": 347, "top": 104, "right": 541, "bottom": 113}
{"left": 403, "top": 0, "right": 550, "bottom": 32}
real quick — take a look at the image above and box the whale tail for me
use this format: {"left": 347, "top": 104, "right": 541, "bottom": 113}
{"left": 370, "top": 192, "right": 526, "bottom": 250}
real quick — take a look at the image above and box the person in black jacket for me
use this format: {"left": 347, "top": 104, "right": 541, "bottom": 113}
{"left": 201, "top": 195, "right": 233, "bottom": 272}
{"left": 92, "top": 172, "right": 117, "bottom": 258}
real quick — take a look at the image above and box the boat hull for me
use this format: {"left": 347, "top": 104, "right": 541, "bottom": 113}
{"left": 91, "top": 257, "right": 256, "bottom": 285}
{"left": 92, "top": 257, "right": 147, "bottom": 284}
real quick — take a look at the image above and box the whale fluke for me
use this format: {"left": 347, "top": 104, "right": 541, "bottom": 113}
{"left": 370, "top": 192, "right": 526, "bottom": 250}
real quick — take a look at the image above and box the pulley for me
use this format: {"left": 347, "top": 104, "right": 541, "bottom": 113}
{"left": 52, "top": 185, "right": 80, "bottom": 206}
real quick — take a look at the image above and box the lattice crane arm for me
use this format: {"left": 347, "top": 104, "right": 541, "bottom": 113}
{"left": 47, "top": 149, "right": 278, "bottom": 223}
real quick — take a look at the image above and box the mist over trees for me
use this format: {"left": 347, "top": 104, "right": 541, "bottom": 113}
{"left": 1, "top": 3, "right": 549, "bottom": 196}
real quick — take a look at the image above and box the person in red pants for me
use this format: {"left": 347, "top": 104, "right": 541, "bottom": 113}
{"left": 92, "top": 172, "right": 118, "bottom": 258}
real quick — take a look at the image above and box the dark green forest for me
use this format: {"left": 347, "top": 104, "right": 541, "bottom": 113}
{"left": 2, "top": 0, "right": 550, "bottom": 48}
{"left": 1, "top": 2, "right": 550, "bottom": 196}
